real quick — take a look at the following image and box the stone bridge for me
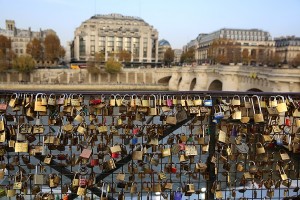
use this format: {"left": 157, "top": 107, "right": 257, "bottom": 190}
{"left": 154, "top": 65, "right": 300, "bottom": 92}
{"left": 1, "top": 65, "right": 300, "bottom": 92}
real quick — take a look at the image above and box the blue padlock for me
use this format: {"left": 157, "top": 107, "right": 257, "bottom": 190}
{"left": 132, "top": 137, "right": 138, "bottom": 145}
{"left": 174, "top": 187, "right": 183, "bottom": 200}
{"left": 203, "top": 95, "right": 212, "bottom": 107}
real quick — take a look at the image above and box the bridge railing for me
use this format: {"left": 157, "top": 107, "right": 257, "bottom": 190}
{"left": 0, "top": 90, "right": 299, "bottom": 200}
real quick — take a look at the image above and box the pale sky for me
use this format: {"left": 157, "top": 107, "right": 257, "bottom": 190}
{"left": 0, "top": 0, "right": 300, "bottom": 49}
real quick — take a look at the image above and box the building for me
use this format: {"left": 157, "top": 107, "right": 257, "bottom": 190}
{"left": 194, "top": 28, "right": 275, "bottom": 64}
{"left": 72, "top": 13, "right": 159, "bottom": 66}
{"left": 158, "top": 39, "right": 171, "bottom": 63}
{"left": 173, "top": 49, "right": 183, "bottom": 65}
{"left": 0, "top": 20, "right": 55, "bottom": 56}
{"left": 275, "top": 36, "right": 300, "bottom": 64}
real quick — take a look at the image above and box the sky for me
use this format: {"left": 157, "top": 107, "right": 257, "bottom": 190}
{"left": 0, "top": 0, "right": 300, "bottom": 49}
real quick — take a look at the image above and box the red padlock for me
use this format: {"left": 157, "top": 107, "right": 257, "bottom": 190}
{"left": 90, "top": 156, "right": 99, "bottom": 167}
{"left": 63, "top": 194, "right": 69, "bottom": 200}
{"left": 133, "top": 127, "right": 139, "bottom": 135}
{"left": 111, "top": 152, "right": 120, "bottom": 159}
{"left": 285, "top": 118, "right": 291, "bottom": 126}
{"left": 171, "top": 164, "right": 177, "bottom": 173}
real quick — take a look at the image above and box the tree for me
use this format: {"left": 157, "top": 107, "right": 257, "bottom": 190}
{"left": 180, "top": 47, "right": 195, "bottom": 64}
{"left": 26, "top": 38, "right": 43, "bottom": 61}
{"left": 86, "top": 52, "right": 105, "bottom": 74}
{"left": 118, "top": 50, "right": 131, "bottom": 63}
{"left": 0, "top": 50, "right": 8, "bottom": 72}
{"left": 44, "top": 34, "right": 65, "bottom": 62}
{"left": 163, "top": 48, "right": 174, "bottom": 67}
{"left": 105, "top": 58, "right": 122, "bottom": 74}
{"left": 12, "top": 55, "right": 35, "bottom": 73}
{"left": 242, "top": 49, "right": 251, "bottom": 65}
{"left": 208, "top": 38, "right": 241, "bottom": 65}
{"left": 292, "top": 53, "right": 300, "bottom": 67}
{"left": 0, "top": 35, "right": 15, "bottom": 69}
{"left": 0, "top": 35, "right": 11, "bottom": 54}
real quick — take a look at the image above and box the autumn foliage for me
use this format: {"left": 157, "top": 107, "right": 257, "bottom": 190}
{"left": 105, "top": 58, "right": 122, "bottom": 74}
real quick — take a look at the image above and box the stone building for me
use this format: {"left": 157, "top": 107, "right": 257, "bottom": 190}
{"left": 275, "top": 36, "right": 300, "bottom": 64}
{"left": 193, "top": 28, "right": 275, "bottom": 64}
{"left": 0, "top": 20, "right": 55, "bottom": 56}
{"left": 158, "top": 39, "right": 171, "bottom": 63}
{"left": 72, "top": 13, "right": 159, "bottom": 66}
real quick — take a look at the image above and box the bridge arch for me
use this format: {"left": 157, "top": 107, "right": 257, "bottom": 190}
{"left": 157, "top": 76, "right": 172, "bottom": 84}
{"left": 247, "top": 88, "right": 263, "bottom": 92}
{"left": 178, "top": 77, "right": 182, "bottom": 88}
{"left": 208, "top": 80, "right": 223, "bottom": 91}
{"left": 190, "top": 78, "right": 196, "bottom": 91}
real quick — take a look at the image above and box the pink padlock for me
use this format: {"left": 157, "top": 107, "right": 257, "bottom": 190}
{"left": 179, "top": 143, "right": 185, "bottom": 151}
{"left": 79, "top": 176, "right": 87, "bottom": 186}
{"left": 167, "top": 96, "right": 173, "bottom": 107}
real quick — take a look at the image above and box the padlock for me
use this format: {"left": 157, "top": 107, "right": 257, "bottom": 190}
{"left": 203, "top": 95, "right": 212, "bottom": 106}
{"left": 72, "top": 173, "right": 79, "bottom": 187}
{"left": 77, "top": 186, "right": 87, "bottom": 196}
{"left": 249, "top": 161, "right": 258, "bottom": 174}
{"left": 276, "top": 95, "right": 288, "bottom": 113}
{"left": 132, "top": 144, "right": 144, "bottom": 160}
{"left": 90, "top": 155, "right": 99, "bottom": 167}
{"left": 256, "top": 142, "right": 265, "bottom": 154}
{"left": 171, "top": 164, "right": 177, "bottom": 173}
{"left": 44, "top": 154, "right": 53, "bottom": 164}
{"left": 79, "top": 175, "right": 87, "bottom": 186}
{"left": 236, "top": 161, "right": 244, "bottom": 172}
{"left": 214, "top": 105, "right": 224, "bottom": 119}
{"left": 279, "top": 149, "right": 290, "bottom": 161}
{"left": 34, "top": 93, "right": 47, "bottom": 112}
{"left": 279, "top": 167, "right": 288, "bottom": 181}
{"left": 53, "top": 174, "right": 61, "bottom": 185}
{"left": 231, "top": 95, "right": 241, "bottom": 106}
{"left": 178, "top": 151, "right": 186, "bottom": 162}
{"left": 161, "top": 145, "right": 171, "bottom": 157}
{"left": 252, "top": 95, "right": 264, "bottom": 123}
{"left": 266, "top": 189, "right": 274, "bottom": 198}
{"left": 49, "top": 175, "right": 57, "bottom": 188}
{"left": 269, "top": 96, "right": 278, "bottom": 107}
{"left": 34, "top": 165, "right": 44, "bottom": 185}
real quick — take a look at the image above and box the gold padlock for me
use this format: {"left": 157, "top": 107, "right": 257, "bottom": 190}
{"left": 256, "top": 142, "right": 265, "bottom": 154}
{"left": 279, "top": 167, "right": 288, "bottom": 181}
{"left": 276, "top": 95, "right": 287, "bottom": 113}
{"left": 236, "top": 161, "right": 244, "bottom": 172}
{"left": 77, "top": 186, "right": 87, "bottom": 196}
{"left": 231, "top": 95, "right": 241, "bottom": 106}
{"left": 252, "top": 96, "right": 264, "bottom": 123}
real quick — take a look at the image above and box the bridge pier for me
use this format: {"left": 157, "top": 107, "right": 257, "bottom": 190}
{"left": 169, "top": 73, "right": 180, "bottom": 90}
{"left": 222, "top": 75, "right": 239, "bottom": 91}
{"left": 178, "top": 73, "right": 193, "bottom": 91}
{"left": 193, "top": 73, "right": 208, "bottom": 91}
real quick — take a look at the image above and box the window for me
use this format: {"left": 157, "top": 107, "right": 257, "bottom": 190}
{"left": 90, "top": 46, "right": 95, "bottom": 55}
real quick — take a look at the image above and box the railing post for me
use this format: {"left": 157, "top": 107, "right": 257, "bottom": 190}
{"left": 206, "top": 96, "right": 217, "bottom": 200}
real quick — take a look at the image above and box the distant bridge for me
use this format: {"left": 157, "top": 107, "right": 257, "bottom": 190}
{"left": 1, "top": 65, "right": 299, "bottom": 92}
{"left": 154, "top": 65, "right": 300, "bottom": 92}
